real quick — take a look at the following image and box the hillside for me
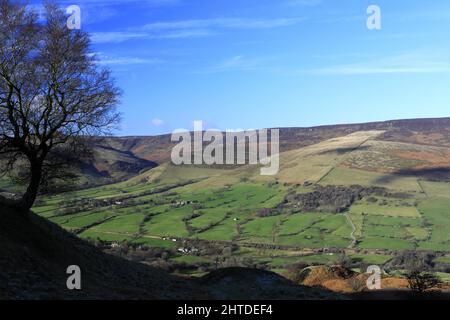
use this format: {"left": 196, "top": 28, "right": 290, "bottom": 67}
{"left": 98, "top": 117, "right": 450, "bottom": 161}
{"left": 0, "top": 204, "right": 200, "bottom": 299}
{"left": 3, "top": 117, "right": 450, "bottom": 298}
{"left": 25, "top": 117, "right": 450, "bottom": 289}
{"left": 88, "top": 117, "right": 450, "bottom": 185}
{"left": 3, "top": 117, "right": 449, "bottom": 191}
{"left": 0, "top": 204, "right": 339, "bottom": 299}
{"left": 0, "top": 140, "right": 158, "bottom": 193}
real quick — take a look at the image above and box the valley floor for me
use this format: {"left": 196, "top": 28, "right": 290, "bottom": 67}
{"left": 30, "top": 130, "right": 450, "bottom": 290}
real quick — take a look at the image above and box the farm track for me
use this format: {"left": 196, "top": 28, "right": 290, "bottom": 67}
{"left": 315, "top": 135, "right": 385, "bottom": 249}
{"left": 84, "top": 229, "right": 423, "bottom": 257}
{"left": 315, "top": 135, "right": 374, "bottom": 249}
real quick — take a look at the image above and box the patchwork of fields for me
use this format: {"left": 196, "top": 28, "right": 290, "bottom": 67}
{"left": 33, "top": 131, "right": 450, "bottom": 274}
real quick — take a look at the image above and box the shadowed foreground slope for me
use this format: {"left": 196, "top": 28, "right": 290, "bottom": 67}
{"left": 0, "top": 205, "right": 338, "bottom": 300}
{"left": 0, "top": 204, "right": 203, "bottom": 299}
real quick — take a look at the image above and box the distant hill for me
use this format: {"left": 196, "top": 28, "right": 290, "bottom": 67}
{"left": 79, "top": 138, "right": 159, "bottom": 187}
{"left": 4, "top": 117, "right": 449, "bottom": 192}
{"left": 96, "top": 117, "right": 450, "bottom": 164}
{"left": 86, "top": 117, "right": 450, "bottom": 184}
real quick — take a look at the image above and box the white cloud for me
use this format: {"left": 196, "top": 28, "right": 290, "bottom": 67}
{"left": 311, "top": 65, "right": 450, "bottom": 75}
{"left": 36, "top": 0, "right": 181, "bottom": 6}
{"left": 91, "top": 29, "right": 216, "bottom": 44}
{"left": 151, "top": 118, "right": 165, "bottom": 126}
{"left": 142, "top": 17, "right": 304, "bottom": 31}
{"left": 99, "top": 57, "right": 161, "bottom": 65}
{"left": 155, "top": 29, "right": 217, "bottom": 39}
{"left": 285, "top": 0, "right": 322, "bottom": 7}
{"left": 94, "top": 53, "right": 162, "bottom": 66}
{"left": 91, "top": 32, "right": 148, "bottom": 44}
{"left": 202, "top": 55, "right": 279, "bottom": 73}
{"left": 307, "top": 51, "right": 450, "bottom": 75}
{"left": 28, "top": 0, "right": 182, "bottom": 26}
{"left": 91, "top": 17, "right": 304, "bottom": 44}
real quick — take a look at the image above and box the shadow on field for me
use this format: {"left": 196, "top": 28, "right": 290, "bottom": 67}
{"left": 375, "top": 167, "right": 450, "bottom": 183}
{"left": 317, "top": 145, "right": 370, "bottom": 156}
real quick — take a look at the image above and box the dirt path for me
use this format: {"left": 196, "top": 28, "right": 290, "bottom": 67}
{"left": 87, "top": 229, "right": 411, "bottom": 257}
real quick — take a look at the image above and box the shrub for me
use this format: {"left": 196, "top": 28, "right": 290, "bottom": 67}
{"left": 348, "top": 277, "right": 367, "bottom": 292}
{"left": 406, "top": 271, "right": 442, "bottom": 294}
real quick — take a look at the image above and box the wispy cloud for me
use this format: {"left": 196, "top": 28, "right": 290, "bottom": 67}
{"left": 308, "top": 51, "right": 450, "bottom": 75}
{"left": 29, "top": 0, "right": 181, "bottom": 6}
{"left": 91, "top": 29, "right": 216, "bottom": 43}
{"left": 394, "top": 8, "right": 450, "bottom": 23}
{"left": 201, "top": 55, "right": 279, "bottom": 73}
{"left": 92, "top": 17, "right": 304, "bottom": 44}
{"left": 155, "top": 29, "right": 218, "bottom": 39}
{"left": 142, "top": 17, "right": 304, "bottom": 30}
{"left": 91, "top": 32, "right": 148, "bottom": 44}
{"left": 285, "top": 0, "right": 323, "bottom": 7}
{"left": 95, "top": 53, "right": 162, "bottom": 66}
{"left": 28, "top": 0, "right": 182, "bottom": 26}
{"left": 311, "top": 65, "right": 450, "bottom": 75}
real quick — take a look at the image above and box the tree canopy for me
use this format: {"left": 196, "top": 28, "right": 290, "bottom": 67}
{"left": 0, "top": 1, "right": 121, "bottom": 210}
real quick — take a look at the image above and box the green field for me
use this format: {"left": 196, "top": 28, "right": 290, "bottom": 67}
{"left": 33, "top": 164, "right": 450, "bottom": 255}
{"left": 416, "top": 198, "right": 450, "bottom": 251}
{"left": 29, "top": 132, "right": 450, "bottom": 277}
{"left": 435, "top": 256, "right": 450, "bottom": 264}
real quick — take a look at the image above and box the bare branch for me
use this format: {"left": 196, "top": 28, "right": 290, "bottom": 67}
{"left": 0, "top": 1, "right": 121, "bottom": 210}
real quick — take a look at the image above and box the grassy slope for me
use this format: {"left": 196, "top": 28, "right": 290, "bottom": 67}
{"left": 1, "top": 204, "right": 339, "bottom": 300}
{"left": 28, "top": 128, "right": 450, "bottom": 279}
{"left": 0, "top": 204, "right": 202, "bottom": 299}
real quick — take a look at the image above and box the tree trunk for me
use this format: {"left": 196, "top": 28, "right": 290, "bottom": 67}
{"left": 20, "top": 161, "right": 43, "bottom": 211}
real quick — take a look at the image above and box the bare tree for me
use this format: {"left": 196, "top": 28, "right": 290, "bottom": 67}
{"left": 0, "top": 1, "right": 120, "bottom": 211}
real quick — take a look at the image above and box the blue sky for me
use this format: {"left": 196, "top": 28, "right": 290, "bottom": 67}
{"left": 31, "top": 0, "right": 450, "bottom": 136}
